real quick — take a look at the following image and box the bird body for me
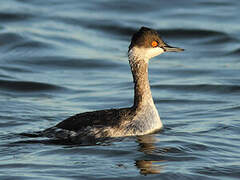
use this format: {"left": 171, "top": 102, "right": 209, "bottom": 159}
{"left": 41, "top": 27, "right": 183, "bottom": 143}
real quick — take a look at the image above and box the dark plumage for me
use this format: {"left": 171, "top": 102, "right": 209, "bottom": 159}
{"left": 129, "top": 27, "right": 166, "bottom": 50}
{"left": 56, "top": 108, "right": 135, "bottom": 131}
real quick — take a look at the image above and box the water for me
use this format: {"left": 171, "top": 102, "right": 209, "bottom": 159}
{"left": 0, "top": 0, "right": 240, "bottom": 179}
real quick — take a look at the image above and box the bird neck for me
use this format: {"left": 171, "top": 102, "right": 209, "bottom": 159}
{"left": 128, "top": 49, "right": 154, "bottom": 109}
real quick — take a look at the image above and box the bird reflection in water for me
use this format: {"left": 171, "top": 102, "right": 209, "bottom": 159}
{"left": 135, "top": 134, "right": 165, "bottom": 175}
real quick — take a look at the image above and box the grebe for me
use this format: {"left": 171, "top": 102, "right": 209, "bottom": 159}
{"left": 42, "top": 27, "right": 183, "bottom": 142}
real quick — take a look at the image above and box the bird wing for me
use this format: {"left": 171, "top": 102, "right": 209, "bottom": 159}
{"left": 55, "top": 108, "right": 133, "bottom": 131}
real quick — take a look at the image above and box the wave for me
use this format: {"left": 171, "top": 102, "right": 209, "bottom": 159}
{"left": 63, "top": 16, "right": 229, "bottom": 42}
{"left": 152, "top": 84, "right": 240, "bottom": 94}
{"left": 227, "top": 48, "right": 240, "bottom": 56}
{"left": 202, "top": 36, "right": 237, "bottom": 45}
{"left": 82, "top": 21, "right": 229, "bottom": 42}
{"left": 196, "top": 165, "right": 240, "bottom": 178}
{"left": 159, "top": 29, "right": 228, "bottom": 39}
{"left": 155, "top": 99, "right": 223, "bottom": 105}
{"left": 8, "top": 40, "right": 52, "bottom": 51}
{"left": 0, "top": 79, "right": 65, "bottom": 92}
{"left": 0, "top": 32, "right": 24, "bottom": 47}
{"left": 0, "top": 12, "right": 33, "bottom": 22}
{"left": 58, "top": 16, "right": 134, "bottom": 39}
{"left": 16, "top": 56, "right": 122, "bottom": 70}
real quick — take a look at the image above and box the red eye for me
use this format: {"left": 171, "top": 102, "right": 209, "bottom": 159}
{"left": 151, "top": 41, "right": 158, "bottom": 47}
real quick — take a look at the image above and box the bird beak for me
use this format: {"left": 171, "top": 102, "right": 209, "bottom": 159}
{"left": 162, "top": 44, "right": 184, "bottom": 52}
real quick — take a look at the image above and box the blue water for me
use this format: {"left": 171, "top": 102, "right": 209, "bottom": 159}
{"left": 0, "top": 0, "right": 240, "bottom": 179}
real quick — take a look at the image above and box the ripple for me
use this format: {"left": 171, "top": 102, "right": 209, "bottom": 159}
{"left": 79, "top": 25, "right": 228, "bottom": 42}
{"left": 203, "top": 36, "right": 237, "bottom": 45}
{"left": 196, "top": 165, "right": 240, "bottom": 178}
{"left": 227, "top": 48, "right": 240, "bottom": 56}
{"left": 0, "top": 79, "right": 65, "bottom": 92}
{"left": 16, "top": 56, "right": 122, "bottom": 70}
{"left": 153, "top": 84, "right": 240, "bottom": 94}
{"left": 155, "top": 99, "right": 223, "bottom": 105}
{"left": 159, "top": 29, "right": 228, "bottom": 40}
{"left": 58, "top": 17, "right": 229, "bottom": 42}
{"left": 0, "top": 31, "right": 54, "bottom": 54}
{"left": 0, "top": 162, "right": 69, "bottom": 170}
{"left": 85, "top": 21, "right": 133, "bottom": 38}
{"left": 62, "top": 17, "right": 135, "bottom": 38}
{"left": 0, "top": 66, "right": 34, "bottom": 73}
{"left": 95, "top": 0, "right": 156, "bottom": 13}
{"left": 0, "top": 73, "right": 13, "bottom": 80}
{"left": 0, "top": 12, "right": 33, "bottom": 22}
{"left": 8, "top": 40, "right": 52, "bottom": 51}
{"left": 157, "top": 146, "right": 185, "bottom": 154}
{"left": 199, "top": 1, "right": 234, "bottom": 6}
{"left": 0, "top": 120, "right": 25, "bottom": 128}
{"left": 217, "top": 105, "right": 240, "bottom": 112}
{"left": 0, "top": 32, "right": 24, "bottom": 47}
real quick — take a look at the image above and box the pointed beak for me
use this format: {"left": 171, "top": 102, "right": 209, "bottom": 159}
{"left": 162, "top": 44, "right": 184, "bottom": 52}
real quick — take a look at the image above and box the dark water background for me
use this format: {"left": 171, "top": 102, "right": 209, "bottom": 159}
{"left": 0, "top": 0, "right": 240, "bottom": 179}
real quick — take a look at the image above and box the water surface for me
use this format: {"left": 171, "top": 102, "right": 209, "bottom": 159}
{"left": 0, "top": 0, "right": 240, "bottom": 179}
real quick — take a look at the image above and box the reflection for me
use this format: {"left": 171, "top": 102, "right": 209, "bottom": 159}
{"left": 135, "top": 134, "right": 165, "bottom": 175}
{"left": 18, "top": 132, "right": 167, "bottom": 175}
{"left": 135, "top": 160, "right": 164, "bottom": 175}
{"left": 137, "top": 134, "right": 157, "bottom": 153}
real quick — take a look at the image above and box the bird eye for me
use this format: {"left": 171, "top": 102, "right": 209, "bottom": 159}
{"left": 151, "top": 41, "right": 158, "bottom": 48}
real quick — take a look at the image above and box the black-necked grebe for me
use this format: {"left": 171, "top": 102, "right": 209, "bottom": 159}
{"left": 42, "top": 27, "right": 183, "bottom": 143}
